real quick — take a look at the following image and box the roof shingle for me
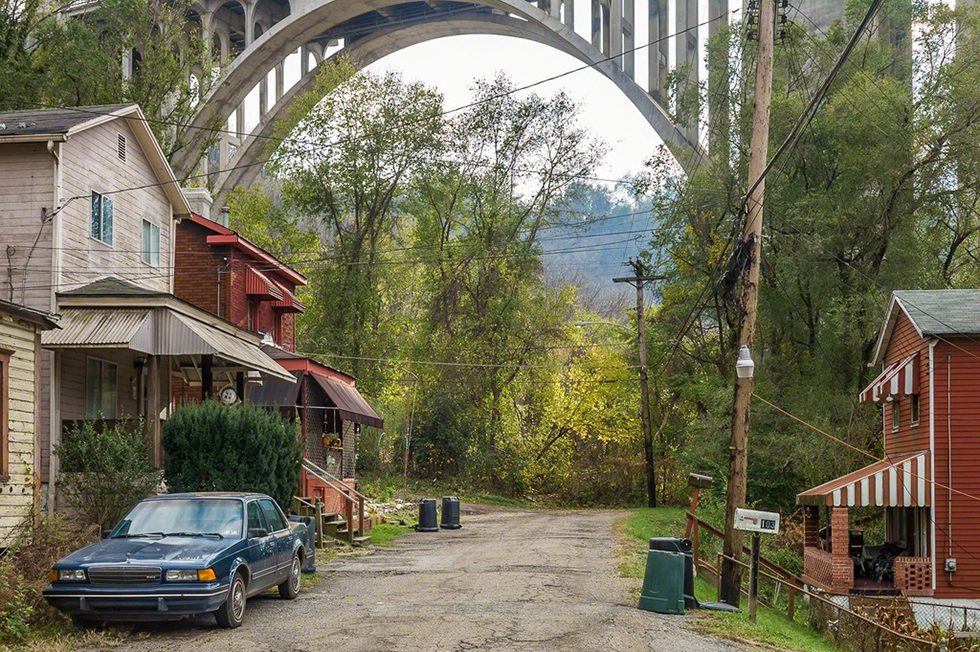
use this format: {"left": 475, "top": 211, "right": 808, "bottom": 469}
{"left": 0, "top": 105, "right": 133, "bottom": 137}
{"left": 60, "top": 277, "right": 168, "bottom": 297}
{"left": 894, "top": 289, "right": 980, "bottom": 336}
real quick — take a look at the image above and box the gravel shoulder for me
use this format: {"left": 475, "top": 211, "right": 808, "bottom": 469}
{"left": 117, "top": 505, "right": 741, "bottom": 651}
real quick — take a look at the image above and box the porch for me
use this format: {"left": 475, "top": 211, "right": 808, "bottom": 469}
{"left": 798, "top": 451, "right": 933, "bottom": 597}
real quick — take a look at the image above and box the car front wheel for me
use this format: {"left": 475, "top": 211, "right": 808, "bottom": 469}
{"left": 216, "top": 571, "right": 247, "bottom": 628}
{"left": 278, "top": 553, "right": 301, "bottom": 600}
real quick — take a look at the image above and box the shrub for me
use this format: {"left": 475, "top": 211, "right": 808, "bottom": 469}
{"left": 0, "top": 516, "right": 99, "bottom": 643}
{"left": 163, "top": 401, "right": 301, "bottom": 509}
{"left": 56, "top": 420, "right": 161, "bottom": 531}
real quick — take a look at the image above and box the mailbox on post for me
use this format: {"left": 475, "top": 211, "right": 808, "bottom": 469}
{"left": 734, "top": 508, "right": 780, "bottom": 623}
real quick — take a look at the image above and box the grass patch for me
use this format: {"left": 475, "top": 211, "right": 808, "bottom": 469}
{"left": 620, "top": 508, "right": 836, "bottom": 652}
{"left": 370, "top": 523, "right": 413, "bottom": 547}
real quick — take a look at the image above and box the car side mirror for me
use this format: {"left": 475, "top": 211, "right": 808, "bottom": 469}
{"left": 248, "top": 528, "right": 268, "bottom": 539}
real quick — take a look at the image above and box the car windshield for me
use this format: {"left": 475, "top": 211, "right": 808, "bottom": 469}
{"left": 112, "top": 499, "right": 243, "bottom": 538}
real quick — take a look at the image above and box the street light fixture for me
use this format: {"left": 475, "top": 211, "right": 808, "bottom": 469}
{"left": 735, "top": 345, "right": 755, "bottom": 380}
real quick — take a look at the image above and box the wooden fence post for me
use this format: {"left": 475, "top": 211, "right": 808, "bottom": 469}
{"left": 787, "top": 584, "right": 796, "bottom": 620}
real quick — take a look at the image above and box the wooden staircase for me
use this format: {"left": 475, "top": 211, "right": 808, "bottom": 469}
{"left": 293, "top": 459, "right": 373, "bottom": 547}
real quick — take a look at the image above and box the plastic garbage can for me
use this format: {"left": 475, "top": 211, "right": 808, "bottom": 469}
{"left": 440, "top": 496, "right": 461, "bottom": 529}
{"left": 416, "top": 499, "right": 439, "bottom": 532}
{"left": 649, "top": 537, "right": 696, "bottom": 608}
{"left": 638, "top": 549, "right": 685, "bottom": 615}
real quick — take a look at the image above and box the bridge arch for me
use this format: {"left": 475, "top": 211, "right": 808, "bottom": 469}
{"left": 173, "top": 0, "right": 714, "bottom": 185}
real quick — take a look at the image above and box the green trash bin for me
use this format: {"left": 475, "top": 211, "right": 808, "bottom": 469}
{"left": 638, "top": 549, "right": 685, "bottom": 615}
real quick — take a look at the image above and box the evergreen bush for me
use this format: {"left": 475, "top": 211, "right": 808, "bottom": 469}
{"left": 163, "top": 401, "right": 301, "bottom": 509}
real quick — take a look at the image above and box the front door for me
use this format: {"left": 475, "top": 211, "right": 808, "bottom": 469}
{"left": 245, "top": 500, "right": 278, "bottom": 591}
{"left": 258, "top": 498, "right": 292, "bottom": 583}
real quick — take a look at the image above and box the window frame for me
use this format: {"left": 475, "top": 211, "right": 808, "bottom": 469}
{"left": 891, "top": 399, "right": 901, "bottom": 432}
{"left": 90, "top": 192, "right": 114, "bottom": 245}
{"left": 141, "top": 219, "right": 161, "bottom": 266}
{"left": 0, "top": 348, "right": 11, "bottom": 481}
{"left": 85, "top": 356, "right": 118, "bottom": 419}
{"left": 910, "top": 394, "right": 920, "bottom": 426}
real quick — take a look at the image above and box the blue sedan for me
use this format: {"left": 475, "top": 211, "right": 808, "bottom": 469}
{"left": 44, "top": 493, "right": 307, "bottom": 629}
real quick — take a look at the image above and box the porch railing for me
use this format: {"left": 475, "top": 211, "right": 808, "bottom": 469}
{"left": 803, "top": 546, "right": 834, "bottom": 589}
{"left": 301, "top": 458, "right": 366, "bottom": 545}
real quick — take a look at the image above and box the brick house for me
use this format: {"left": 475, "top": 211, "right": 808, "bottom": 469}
{"left": 0, "top": 105, "right": 295, "bottom": 510}
{"left": 173, "top": 212, "right": 382, "bottom": 520}
{"left": 798, "top": 290, "right": 980, "bottom": 611}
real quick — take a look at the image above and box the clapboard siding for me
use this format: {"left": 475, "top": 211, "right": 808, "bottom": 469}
{"left": 933, "top": 337, "right": 980, "bottom": 598}
{"left": 59, "top": 349, "right": 140, "bottom": 422}
{"left": 882, "top": 313, "right": 931, "bottom": 456}
{"left": 0, "top": 312, "right": 40, "bottom": 543}
{"left": 59, "top": 121, "right": 173, "bottom": 294}
{"left": 0, "top": 143, "right": 54, "bottom": 312}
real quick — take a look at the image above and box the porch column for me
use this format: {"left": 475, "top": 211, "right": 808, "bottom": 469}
{"left": 201, "top": 355, "right": 214, "bottom": 401}
{"left": 147, "top": 355, "right": 161, "bottom": 468}
{"left": 803, "top": 506, "right": 819, "bottom": 548}
{"left": 235, "top": 371, "right": 245, "bottom": 404}
{"left": 830, "top": 507, "right": 853, "bottom": 591}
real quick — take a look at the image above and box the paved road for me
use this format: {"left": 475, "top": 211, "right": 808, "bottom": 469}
{"left": 119, "top": 506, "right": 741, "bottom": 651}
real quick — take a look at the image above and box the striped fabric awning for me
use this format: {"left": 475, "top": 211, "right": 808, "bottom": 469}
{"left": 272, "top": 283, "right": 305, "bottom": 313}
{"left": 245, "top": 267, "right": 284, "bottom": 300}
{"left": 797, "top": 451, "right": 929, "bottom": 507}
{"left": 858, "top": 352, "right": 918, "bottom": 403}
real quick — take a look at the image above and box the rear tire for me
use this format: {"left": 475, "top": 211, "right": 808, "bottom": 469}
{"left": 215, "top": 571, "right": 247, "bottom": 629}
{"left": 278, "top": 553, "right": 301, "bottom": 600}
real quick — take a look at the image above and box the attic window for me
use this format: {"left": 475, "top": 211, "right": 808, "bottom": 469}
{"left": 117, "top": 134, "right": 126, "bottom": 161}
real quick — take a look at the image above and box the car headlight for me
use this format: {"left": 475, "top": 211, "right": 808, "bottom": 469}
{"left": 54, "top": 569, "right": 87, "bottom": 582}
{"left": 166, "top": 568, "right": 217, "bottom": 582}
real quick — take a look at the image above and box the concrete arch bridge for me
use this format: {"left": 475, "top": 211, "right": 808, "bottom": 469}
{"left": 171, "top": 0, "right": 730, "bottom": 207}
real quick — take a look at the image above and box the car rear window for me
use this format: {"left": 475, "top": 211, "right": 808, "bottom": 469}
{"left": 113, "top": 499, "right": 244, "bottom": 538}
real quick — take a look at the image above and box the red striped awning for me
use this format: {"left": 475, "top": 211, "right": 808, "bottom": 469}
{"left": 858, "top": 353, "right": 918, "bottom": 403}
{"left": 797, "top": 451, "right": 929, "bottom": 507}
{"left": 245, "top": 267, "right": 284, "bottom": 300}
{"left": 272, "top": 283, "right": 304, "bottom": 313}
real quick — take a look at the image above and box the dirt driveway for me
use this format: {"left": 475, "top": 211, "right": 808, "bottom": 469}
{"left": 118, "top": 505, "right": 740, "bottom": 651}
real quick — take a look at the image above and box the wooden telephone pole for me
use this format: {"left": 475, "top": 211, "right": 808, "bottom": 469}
{"left": 719, "top": 0, "right": 777, "bottom": 607}
{"left": 614, "top": 260, "right": 664, "bottom": 508}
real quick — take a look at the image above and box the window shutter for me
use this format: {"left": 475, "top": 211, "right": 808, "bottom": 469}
{"left": 103, "top": 196, "right": 113, "bottom": 244}
{"left": 91, "top": 193, "right": 101, "bottom": 241}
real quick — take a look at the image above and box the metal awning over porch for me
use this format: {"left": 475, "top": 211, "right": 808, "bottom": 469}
{"left": 797, "top": 451, "right": 929, "bottom": 508}
{"left": 41, "top": 307, "right": 295, "bottom": 382}
{"left": 249, "top": 368, "right": 383, "bottom": 429}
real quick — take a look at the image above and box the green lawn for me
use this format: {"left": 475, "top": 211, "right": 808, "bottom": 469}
{"left": 360, "top": 474, "right": 535, "bottom": 509}
{"left": 621, "top": 508, "right": 836, "bottom": 652}
{"left": 369, "top": 522, "right": 413, "bottom": 547}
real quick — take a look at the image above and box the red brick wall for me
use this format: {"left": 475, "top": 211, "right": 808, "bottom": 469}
{"left": 830, "top": 507, "right": 854, "bottom": 591}
{"left": 173, "top": 221, "right": 229, "bottom": 319}
{"left": 225, "top": 253, "right": 297, "bottom": 351}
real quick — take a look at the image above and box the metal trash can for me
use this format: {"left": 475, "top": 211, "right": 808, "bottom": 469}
{"left": 288, "top": 515, "right": 317, "bottom": 573}
{"left": 416, "top": 499, "right": 439, "bottom": 532}
{"left": 440, "top": 496, "right": 461, "bottom": 529}
{"left": 638, "top": 549, "right": 685, "bottom": 614}
{"left": 649, "top": 537, "right": 696, "bottom": 608}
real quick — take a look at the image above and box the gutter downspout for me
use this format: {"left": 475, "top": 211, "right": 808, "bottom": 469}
{"left": 929, "top": 340, "right": 936, "bottom": 591}
{"left": 46, "top": 140, "right": 62, "bottom": 516}
{"left": 947, "top": 353, "right": 953, "bottom": 570}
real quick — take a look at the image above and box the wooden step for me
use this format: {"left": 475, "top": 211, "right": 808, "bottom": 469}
{"left": 352, "top": 535, "right": 371, "bottom": 547}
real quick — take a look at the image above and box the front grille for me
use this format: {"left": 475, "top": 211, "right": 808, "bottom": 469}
{"left": 87, "top": 565, "right": 161, "bottom": 585}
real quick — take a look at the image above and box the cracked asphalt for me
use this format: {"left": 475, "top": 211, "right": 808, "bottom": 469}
{"left": 118, "top": 505, "right": 742, "bottom": 651}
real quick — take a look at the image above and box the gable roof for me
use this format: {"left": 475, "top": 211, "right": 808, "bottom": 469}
{"left": 0, "top": 104, "right": 132, "bottom": 139}
{"left": 871, "top": 290, "right": 980, "bottom": 365}
{"left": 0, "top": 299, "right": 59, "bottom": 330}
{"left": 60, "top": 276, "right": 168, "bottom": 297}
{"left": 0, "top": 104, "right": 192, "bottom": 216}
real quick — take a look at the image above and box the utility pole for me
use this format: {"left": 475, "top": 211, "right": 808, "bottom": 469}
{"left": 719, "top": 0, "right": 776, "bottom": 607}
{"left": 614, "top": 260, "right": 664, "bottom": 508}
{"left": 402, "top": 332, "right": 415, "bottom": 485}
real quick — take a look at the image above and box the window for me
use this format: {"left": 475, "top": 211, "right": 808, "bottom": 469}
{"left": 891, "top": 400, "right": 901, "bottom": 432}
{"left": 247, "top": 501, "right": 268, "bottom": 534}
{"left": 911, "top": 394, "right": 920, "bottom": 425}
{"left": 0, "top": 349, "right": 10, "bottom": 480}
{"left": 90, "top": 192, "right": 113, "bottom": 244}
{"left": 85, "top": 357, "right": 117, "bottom": 418}
{"left": 273, "top": 313, "right": 282, "bottom": 344}
{"left": 258, "top": 499, "right": 287, "bottom": 532}
{"left": 247, "top": 301, "right": 258, "bottom": 331}
{"left": 141, "top": 220, "right": 160, "bottom": 266}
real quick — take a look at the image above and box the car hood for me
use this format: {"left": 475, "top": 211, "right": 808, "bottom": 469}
{"left": 61, "top": 537, "right": 237, "bottom": 565}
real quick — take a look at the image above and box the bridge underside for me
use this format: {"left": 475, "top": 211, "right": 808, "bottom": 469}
{"left": 174, "top": 0, "right": 728, "bottom": 208}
